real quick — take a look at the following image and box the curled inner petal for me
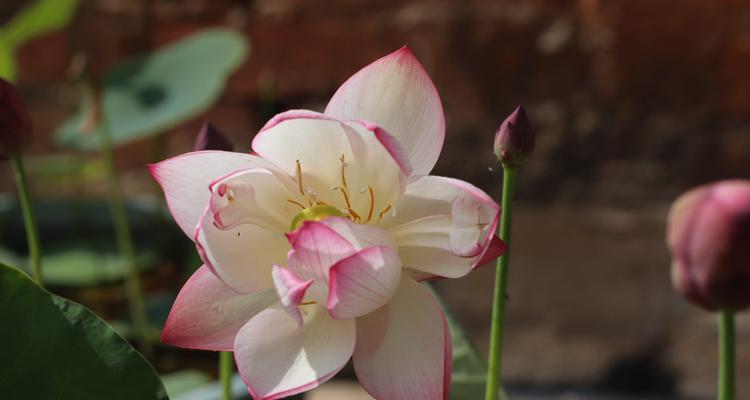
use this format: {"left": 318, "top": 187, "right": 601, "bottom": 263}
{"left": 449, "top": 196, "right": 490, "bottom": 257}
{"left": 272, "top": 265, "right": 314, "bottom": 327}
{"left": 208, "top": 167, "right": 301, "bottom": 233}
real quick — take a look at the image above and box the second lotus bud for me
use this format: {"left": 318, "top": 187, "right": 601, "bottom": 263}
{"left": 666, "top": 180, "right": 750, "bottom": 312}
{"left": 494, "top": 105, "right": 534, "bottom": 167}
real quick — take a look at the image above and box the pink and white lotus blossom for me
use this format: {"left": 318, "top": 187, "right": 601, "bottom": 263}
{"left": 151, "top": 47, "right": 506, "bottom": 400}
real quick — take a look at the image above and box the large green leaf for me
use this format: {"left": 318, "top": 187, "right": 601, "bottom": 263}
{"left": 0, "top": 262, "right": 168, "bottom": 399}
{"left": 55, "top": 28, "right": 249, "bottom": 149}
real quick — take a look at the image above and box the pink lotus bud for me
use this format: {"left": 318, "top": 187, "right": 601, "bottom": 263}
{"left": 667, "top": 180, "right": 750, "bottom": 312}
{"left": 193, "top": 121, "right": 233, "bottom": 152}
{"left": 0, "top": 78, "right": 32, "bottom": 158}
{"left": 493, "top": 105, "right": 534, "bottom": 167}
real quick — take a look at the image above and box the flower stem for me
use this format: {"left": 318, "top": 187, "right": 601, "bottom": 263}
{"left": 718, "top": 310, "right": 735, "bottom": 400}
{"left": 96, "top": 111, "right": 151, "bottom": 353}
{"left": 10, "top": 155, "right": 43, "bottom": 285}
{"left": 220, "top": 351, "right": 234, "bottom": 400}
{"left": 485, "top": 166, "right": 517, "bottom": 400}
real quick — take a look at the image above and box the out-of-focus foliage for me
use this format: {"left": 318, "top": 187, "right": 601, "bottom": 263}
{"left": 55, "top": 28, "right": 248, "bottom": 149}
{"left": 161, "top": 370, "right": 213, "bottom": 399}
{"left": 0, "top": 262, "right": 168, "bottom": 400}
{"left": 0, "top": 0, "right": 80, "bottom": 81}
{"left": 0, "top": 199, "right": 176, "bottom": 287}
{"left": 447, "top": 311, "right": 489, "bottom": 400}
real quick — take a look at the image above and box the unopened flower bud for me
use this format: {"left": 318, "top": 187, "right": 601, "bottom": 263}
{"left": 494, "top": 105, "right": 534, "bottom": 167}
{"left": 193, "top": 121, "right": 233, "bottom": 152}
{"left": 666, "top": 180, "right": 750, "bottom": 312}
{"left": 0, "top": 78, "right": 32, "bottom": 158}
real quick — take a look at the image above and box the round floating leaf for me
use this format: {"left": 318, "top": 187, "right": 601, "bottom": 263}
{"left": 0, "top": 262, "right": 168, "bottom": 399}
{"left": 55, "top": 28, "right": 249, "bottom": 149}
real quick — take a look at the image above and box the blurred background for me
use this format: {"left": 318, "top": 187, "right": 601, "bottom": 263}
{"left": 1, "top": 0, "right": 749, "bottom": 399}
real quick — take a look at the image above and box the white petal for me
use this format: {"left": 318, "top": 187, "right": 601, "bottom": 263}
{"left": 325, "top": 47, "right": 445, "bottom": 175}
{"left": 161, "top": 265, "right": 276, "bottom": 351}
{"left": 235, "top": 305, "right": 355, "bottom": 400}
{"left": 327, "top": 246, "right": 402, "bottom": 320}
{"left": 384, "top": 175, "right": 502, "bottom": 278}
{"left": 353, "top": 277, "right": 451, "bottom": 400}
{"left": 316, "top": 216, "right": 395, "bottom": 250}
{"left": 149, "top": 151, "right": 276, "bottom": 237}
{"left": 196, "top": 206, "right": 288, "bottom": 294}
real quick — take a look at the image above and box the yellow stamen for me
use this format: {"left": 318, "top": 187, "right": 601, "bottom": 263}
{"left": 295, "top": 160, "right": 305, "bottom": 197}
{"left": 300, "top": 300, "right": 316, "bottom": 306}
{"left": 339, "top": 154, "right": 348, "bottom": 191}
{"left": 348, "top": 208, "right": 361, "bottom": 222}
{"left": 365, "top": 186, "right": 375, "bottom": 223}
{"left": 378, "top": 204, "right": 393, "bottom": 221}
{"left": 286, "top": 199, "right": 306, "bottom": 210}
{"left": 335, "top": 186, "right": 352, "bottom": 209}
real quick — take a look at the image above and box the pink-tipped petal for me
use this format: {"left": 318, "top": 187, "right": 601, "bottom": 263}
{"left": 272, "top": 265, "right": 313, "bottom": 327}
{"left": 286, "top": 220, "right": 357, "bottom": 302}
{"left": 251, "top": 111, "right": 363, "bottom": 204}
{"left": 384, "top": 175, "right": 502, "bottom": 278}
{"left": 353, "top": 277, "right": 451, "bottom": 400}
{"left": 476, "top": 235, "right": 507, "bottom": 266}
{"left": 325, "top": 46, "right": 445, "bottom": 175}
{"left": 235, "top": 305, "right": 355, "bottom": 400}
{"left": 252, "top": 111, "right": 407, "bottom": 214}
{"left": 149, "top": 151, "right": 274, "bottom": 237}
{"left": 286, "top": 220, "right": 357, "bottom": 279}
{"left": 161, "top": 265, "right": 276, "bottom": 351}
{"left": 327, "top": 246, "right": 402, "bottom": 320}
{"left": 357, "top": 120, "right": 413, "bottom": 177}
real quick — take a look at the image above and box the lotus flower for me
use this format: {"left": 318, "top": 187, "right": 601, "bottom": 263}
{"left": 151, "top": 47, "right": 506, "bottom": 400}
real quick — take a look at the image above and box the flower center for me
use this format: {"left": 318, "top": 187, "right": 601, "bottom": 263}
{"left": 289, "top": 204, "right": 345, "bottom": 231}
{"left": 286, "top": 155, "right": 394, "bottom": 228}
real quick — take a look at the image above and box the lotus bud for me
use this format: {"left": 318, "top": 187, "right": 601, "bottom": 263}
{"left": 494, "top": 105, "right": 534, "bottom": 167}
{"left": 666, "top": 180, "right": 750, "bottom": 312}
{"left": 193, "top": 121, "right": 233, "bottom": 152}
{"left": 0, "top": 78, "right": 32, "bottom": 158}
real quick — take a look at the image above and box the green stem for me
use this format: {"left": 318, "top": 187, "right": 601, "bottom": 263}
{"left": 718, "top": 310, "right": 735, "bottom": 400}
{"left": 10, "top": 155, "right": 43, "bottom": 285}
{"left": 96, "top": 112, "right": 151, "bottom": 353}
{"left": 220, "top": 351, "right": 234, "bottom": 400}
{"left": 485, "top": 166, "right": 517, "bottom": 400}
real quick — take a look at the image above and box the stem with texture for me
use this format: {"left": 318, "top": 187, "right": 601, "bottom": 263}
{"left": 485, "top": 166, "right": 517, "bottom": 400}
{"left": 10, "top": 155, "right": 43, "bottom": 285}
